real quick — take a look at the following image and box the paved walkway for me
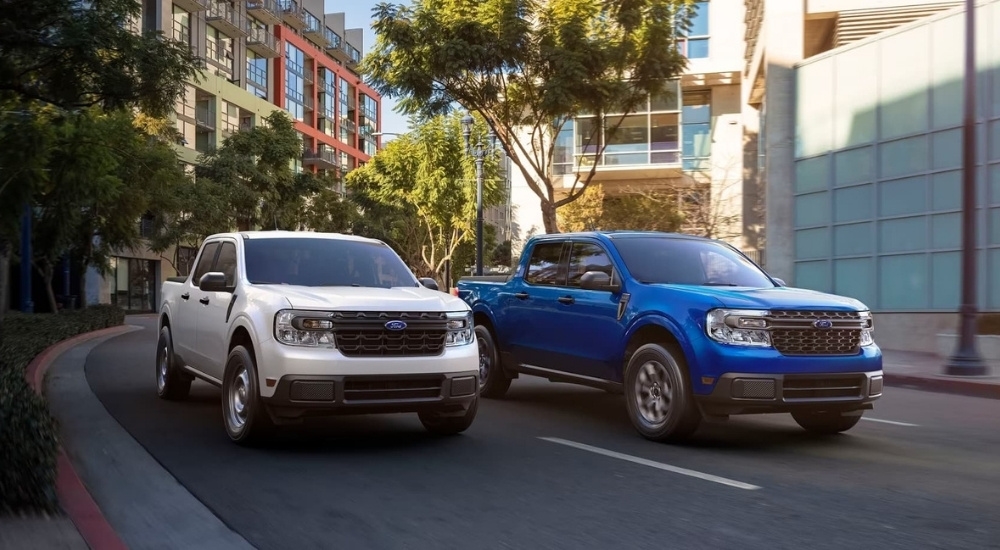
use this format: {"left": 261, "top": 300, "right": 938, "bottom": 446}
{"left": 882, "top": 348, "right": 1000, "bottom": 399}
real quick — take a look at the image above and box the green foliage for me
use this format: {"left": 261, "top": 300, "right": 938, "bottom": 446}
{"left": 558, "top": 184, "right": 684, "bottom": 232}
{"left": 23, "top": 107, "right": 190, "bottom": 311}
{"left": 153, "top": 111, "right": 334, "bottom": 258}
{"left": 300, "top": 187, "right": 359, "bottom": 234}
{"left": 0, "top": 305, "right": 125, "bottom": 514}
{"left": 0, "top": 0, "right": 201, "bottom": 118}
{"left": 364, "top": 0, "right": 698, "bottom": 231}
{"left": 345, "top": 112, "right": 504, "bottom": 282}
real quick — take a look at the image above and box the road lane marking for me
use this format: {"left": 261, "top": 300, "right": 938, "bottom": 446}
{"left": 538, "top": 437, "right": 761, "bottom": 491}
{"left": 861, "top": 417, "right": 919, "bottom": 427}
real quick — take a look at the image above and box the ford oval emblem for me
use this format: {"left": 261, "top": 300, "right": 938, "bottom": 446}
{"left": 813, "top": 319, "right": 833, "bottom": 329}
{"left": 385, "top": 320, "right": 407, "bottom": 331}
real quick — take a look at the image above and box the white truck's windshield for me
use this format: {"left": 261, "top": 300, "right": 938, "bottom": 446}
{"left": 243, "top": 237, "right": 419, "bottom": 288}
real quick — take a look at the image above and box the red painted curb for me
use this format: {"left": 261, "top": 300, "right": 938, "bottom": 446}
{"left": 25, "top": 324, "right": 134, "bottom": 550}
{"left": 884, "top": 373, "right": 1000, "bottom": 400}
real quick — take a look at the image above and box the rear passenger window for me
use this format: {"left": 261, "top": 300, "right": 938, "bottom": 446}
{"left": 192, "top": 242, "right": 220, "bottom": 282}
{"left": 524, "top": 243, "right": 565, "bottom": 286}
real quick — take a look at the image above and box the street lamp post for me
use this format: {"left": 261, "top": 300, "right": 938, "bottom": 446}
{"left": 461, "top": 113, "right": 498, "bottom": 277}
{"left": 945, "top": 0, "right": 987, "bottom": 376}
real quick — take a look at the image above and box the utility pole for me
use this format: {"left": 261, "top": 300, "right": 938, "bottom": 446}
{"left": 944, "top": 0, "right": 987, "bottom": 376}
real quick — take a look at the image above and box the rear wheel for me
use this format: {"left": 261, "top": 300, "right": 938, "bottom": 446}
{"left": 222, "top": 345, "right": 273, "bottom": 445}
{"left": 623, "top": 343, "right": 702, "bottom": 443}
{"left": 476, "top": 325, "right": 512, "bottom": 398}
{"left": 791, "top": 410, "right": 863, "bottom": 434}
{"left": 155, "top": 326, "right": 191, "bottom": 401}
{"left": 419, "top": 396, "right": 479, "bottom": 436}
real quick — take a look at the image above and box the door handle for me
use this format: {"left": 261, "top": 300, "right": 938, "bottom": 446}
{"left": 199, "top": 297, "right": 210, "bottom": 305}
{"left": 181, "top": 293, "right": 190, "bottom": 300}
{"left": 514, "top": 292, "right": 529, "bottom": 300}
{"left": 558, "top": 296, "right": 575, "bottom": 305}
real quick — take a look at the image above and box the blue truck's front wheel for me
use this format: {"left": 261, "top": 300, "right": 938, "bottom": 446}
{"left": 476, "top": 325, "right": 512, "bottom": 398}
{"left": 623, "top": 343, "right": 702, "bottom": 442}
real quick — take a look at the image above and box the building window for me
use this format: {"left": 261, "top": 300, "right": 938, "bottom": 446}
{"left": 109, "top": 257, "right": 157, "bottom": 312}
{"left": 171, "top": 7, "right": 190, "bottom": 46}
{"left": 552, "top": 119, "right": 574, "bottom": 175}
{"left": 285, "top": 42, "right": 306, "bottom": 121}
{"left": 246, "top": 52, "right": 268, "bottom": 98}
{"left": 678, "top": 1, "right": 709, "bottom": 59}
{"left": 206, "top": 27, "right": 233, "bottom": 77}
{"left": 682, "top": 90, "right": 711, "bottom": 171}
{"left": 570, "top": 80, "right": 682, "bottom": 169}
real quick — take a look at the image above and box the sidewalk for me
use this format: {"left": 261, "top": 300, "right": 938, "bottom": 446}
{"left": 882, "top": 348, "right": 1000, "bottom": 400}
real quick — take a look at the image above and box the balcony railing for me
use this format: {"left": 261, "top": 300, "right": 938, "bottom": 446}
{"left": 303, "top": 148, "right": 338, "bottom": 169}
{"left": 324, "top": 29, "right": 342, "bottom": 50}
{"left": 344, "top": 43, "right": 361, "bottom": 65}
{"left": 173, "top": 0, "right": 209, "bottom": 13}
{"left": 277, "top": 0, "right": 306, "bottom": 28}
{"left": 195, "top": 106, "right": 215, "bottom": 131}
{"left": 207, "top": 1, "right": 248, "bottom": 37}
{"left": 303, "top": 11, "right": 323, "bottom": 38}
{"left": 246, "top": 0, "right": 282, "bottom": 25}
{"left": 246, "top": 25, "right": 279, "bottom": 58}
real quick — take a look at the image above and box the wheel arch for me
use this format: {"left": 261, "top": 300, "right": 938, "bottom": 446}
{"left": 619, "top": 314, "right": 697, "bottom": 382}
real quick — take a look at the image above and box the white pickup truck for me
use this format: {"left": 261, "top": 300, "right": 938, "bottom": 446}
{"left": 156, "top": 231, "right": 480, "bottom": 444}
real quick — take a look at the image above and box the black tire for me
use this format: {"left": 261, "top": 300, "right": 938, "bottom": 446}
{"left": 791, "top": 410, "right": 863, "bottom": 434}
{"left": 419, "top": 395, "right": 479, "bottom": 436}
{"left": 623, "top": 343, "right": 702, "bottom": 442}
{"left": 476, "top": 325, "right": 512, "bottom": 399}
{"left": 155, "top": 326, "right": 191, "bottom": 401}
{"left": 222, "top": 345, "right": 273, "bottom": 445}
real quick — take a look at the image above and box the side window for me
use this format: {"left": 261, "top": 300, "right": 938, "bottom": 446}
{"left": 215, "top": 242, "right": 238, "bottom": 287}
{"left": 524, "top": 243, "right": 566, "bottom": 286}
{"left": 191, "top": 242, "right": 220, "bottom": 282}
{"left": 567, "top": 242, "right": 613, "bottom": 287}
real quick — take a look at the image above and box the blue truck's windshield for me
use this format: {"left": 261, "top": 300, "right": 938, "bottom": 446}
{"left": 243, "top": 237, "right": 419, "bottom": 288}
{"left": 612, "top": 236, "right": 776, "bottom": 287}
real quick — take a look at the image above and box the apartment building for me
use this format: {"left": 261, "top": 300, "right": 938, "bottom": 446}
{"left": 744, "top": 0, "right": 997, "bottom": 352}
{"left": 84, "top": 0, "right": 380, "bottom": 311}
{"left": 509, "top": 0, "right": 752, "bottom": 256}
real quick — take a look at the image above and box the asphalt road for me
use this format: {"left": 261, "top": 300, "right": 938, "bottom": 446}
{"left": 86, "top": 316, "right": 1000, "bottom": 550}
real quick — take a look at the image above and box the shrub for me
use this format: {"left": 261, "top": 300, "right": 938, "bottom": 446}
{"left": 0, "top": 305, "right": 126, "bottom": 514}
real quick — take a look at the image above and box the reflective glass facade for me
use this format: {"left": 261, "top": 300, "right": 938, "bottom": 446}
{"left": 792, "top": 2, "right": 1000, "bottom": 311}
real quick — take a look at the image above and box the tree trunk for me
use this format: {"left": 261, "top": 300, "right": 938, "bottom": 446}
{"left": 541, "top": 199, "right": 560, "bottom": 234}
{"left": 0, "top": 242, "right": 9, "bottom": 318}
{"left": 41, "top": 264, "right": 58, "bottom": 314}
{"left": 78, "top": 270, "right": 88, "bottom": 308}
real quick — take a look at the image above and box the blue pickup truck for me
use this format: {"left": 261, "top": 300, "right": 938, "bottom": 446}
{"left": 457, "top": 231, "right": 883, "bottom": 443}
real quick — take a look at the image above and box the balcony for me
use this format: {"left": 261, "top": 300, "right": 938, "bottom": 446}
{"left": 246, "top": 25, "right": 279, "bottom": 58}
{"left": 246, "top": 0, "right": 281, "bottom": 25}
{"left": 195, "top": 106, "right": 216, "bottom": 132}
{"left": 277, "top": 0, "right": 306, "bottom": 29}
{"left": 207, "top": 1, "right": 248, "bottom": 38}
{"left": 340, "top": 117, "right": 356, "bottom": 133}
{"left": 344, "top": 43, "right": 361, "bottom": 68}
{"left": 302, "top": 11, "right": 324, "bottom": 41}
{"left": 322, "top": 29, "right": 341, "bottom": 51}
{"left": 303, "top": 148, "right": 338, "bottom": 170}
{"left": 173, "top": 0, "right": 209, "bottom": 12}
{"left": 325, "top": 32, "right": 350, "bottom": 63}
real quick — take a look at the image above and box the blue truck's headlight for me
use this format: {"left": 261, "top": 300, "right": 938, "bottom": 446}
{"left": 706, "top": 309, "right": 772, "bottom": 347}
{"left": 445, "top": 311, "right": 474, "bottom": 346}
{"left": 859, "top": 310, "right": 875, "bottom": 346}
{"left": 274, "top": 310, "right": 336, "bottom": 347}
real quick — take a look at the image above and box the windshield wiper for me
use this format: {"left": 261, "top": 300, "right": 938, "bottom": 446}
{"left": 702, "top": 283, "right": 741, "bottom": 287}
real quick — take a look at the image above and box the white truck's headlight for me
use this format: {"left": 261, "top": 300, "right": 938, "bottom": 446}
{"left": 859, "top": 310, "right": 875, "bottom": 346}
{"left": 445, "top": 311, "right": 473, "bottom": 346}
{"left": 274, "top": 310, "right": 336, "bottom": 347}
{"left": 706, "top": 309, "right": 772, "bottom": 347}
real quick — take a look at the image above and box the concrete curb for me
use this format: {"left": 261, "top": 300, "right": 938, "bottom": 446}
{"left": 25, "top": 324, "right": 133, "bottom": 550}
{"left": 883, "top": 373, "right": 1000, "bottom": 400}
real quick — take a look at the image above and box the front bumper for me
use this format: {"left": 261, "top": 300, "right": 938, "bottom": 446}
{"left": 695, "top": 370, "right": 884, "bottom": 416}
{"left": 262, "top": 370, "right": 479, "bottom": 422}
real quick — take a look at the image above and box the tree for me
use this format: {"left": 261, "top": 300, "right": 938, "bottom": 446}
{"left": 0, "top": 0, "right": 200, "bottom": 118}
{"left": 363, "top": 0, "right": 699, "bottom": 233}
{"left": 151, "top": 111, "right": 340, "bottom": 267}
{"left": 558, "top": 184, "right": 684, "bottom": 233}
{"left": 345, "top": 112, "right": 504, "bottom": 284}
{"left": 300, "top": 187, "right": 359, "bottom": 234}
{"left": 28, "top": 108, "right": 191, "bottom": 312}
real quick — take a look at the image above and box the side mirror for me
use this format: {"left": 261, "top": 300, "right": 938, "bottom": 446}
{"left": 772, "top": 277, "right": 786, "bottom": 287}
{"left": 199, "top": 272, "right": 229, "bottom": 292}
{"left": 579, "top": 270, "right": 621, "bottom": 292}
{"left": 419, "top": 277, "right": 440, "bottom": 291}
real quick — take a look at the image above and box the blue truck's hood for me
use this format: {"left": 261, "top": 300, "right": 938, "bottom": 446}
{"left": 652, "top": 284, "right": 869, "bottom": 311}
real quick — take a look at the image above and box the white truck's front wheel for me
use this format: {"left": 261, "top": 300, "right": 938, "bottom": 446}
{"left": 223, "top": 345, "right": 273, "bottom": 445}
{"left": 418, "top": 395, "right": 479, "bottom": 436}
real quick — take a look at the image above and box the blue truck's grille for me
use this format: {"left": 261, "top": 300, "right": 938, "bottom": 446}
{"left": 329, "top": 311, "right": 448, "bottom": 357}
{"left": 766, "top": 310, "right": 865, "bottom": 356}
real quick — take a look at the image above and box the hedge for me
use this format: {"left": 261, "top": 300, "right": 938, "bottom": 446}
{"left": 0, "top": 305, "right": 126, "bottom": 514}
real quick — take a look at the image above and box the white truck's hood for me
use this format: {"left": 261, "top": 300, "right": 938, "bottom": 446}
{"left": 259, "top": 284, "right": 469, "bottom": 312}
